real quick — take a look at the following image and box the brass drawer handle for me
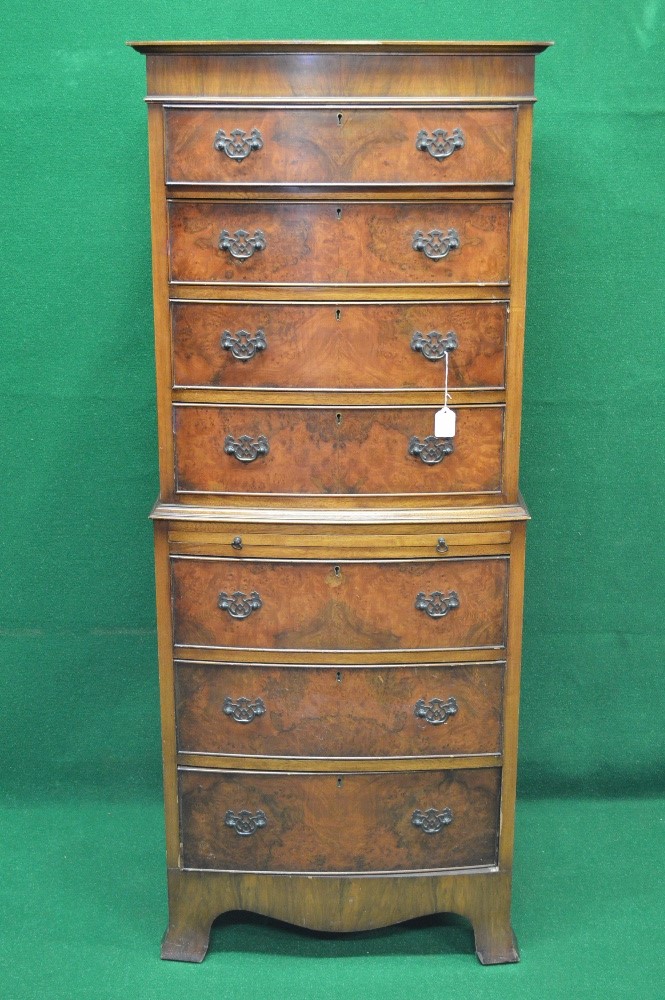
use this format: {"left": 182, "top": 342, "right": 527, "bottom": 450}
{"left": 223, "top": 696, "right": 266, "bottom": 723}
{"left": 231, "top": 536, "right": 243, "bottom": 550}
{"left": 411, "top": 807, "right": 453, "bottom": 835}
{"left": 224, "top": 434, "right": 270, "bottom": 463}
{"left": 218, "top": 590, "right": 262, "bottom": 619}
{"left": 412, "top": 228, "right": 460, "bottom": 261}
{"left": 224, "top": 809, "right": 267, "bottom": 836}
{"left": 408, "top": 435, "right": 454, "bottom": 465}
{"left": 415, "top": 590, "right": 460, "bottom": 619}
{"left": 436, "top": 537, "right": 449, "bottom": 554}
{"left": 415, "top": 127, "right": 465, "bottom": 160}
{"left": 411, "top": 330, "right": 458, "bottom": 361}
{"left": 221, "top": 328, "right": 267, "bottom": 361}
{"left": 218, "top": 228, "right": 266, "bottom": 261}
{"left": 213, "top": 127, "right": 264, "bottom": 160}
{"left": 414, "top": 696, "right": 458, "bottom": 725}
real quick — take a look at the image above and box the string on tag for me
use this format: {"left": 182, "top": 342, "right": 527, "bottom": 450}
{"left": 434, "top": 345, "right": 456, "bottom": 438}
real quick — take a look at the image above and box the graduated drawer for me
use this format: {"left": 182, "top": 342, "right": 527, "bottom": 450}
{"left": 173, "top": 404, "right": 504, "bottom": 497}
{"left": 168, "top": 201, "right": 510, "bottom": 285}
{"left": 179, "top": 767, "right": 501, "bottom": 872}
{"left": 172, "top": 300, "right": 507, "bottom": 391}
{"left": 171, "top": 556, "right": 508, "bottom": 653}
{"left": 164, "top": 105, "right": 516, "bottom": 187}
{"left": 175, "top": 660, "right": 504, "bottom": 758}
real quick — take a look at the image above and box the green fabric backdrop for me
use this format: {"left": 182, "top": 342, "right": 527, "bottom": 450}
{"left": 1, "top": 2, "right": 664, "bottom": 997}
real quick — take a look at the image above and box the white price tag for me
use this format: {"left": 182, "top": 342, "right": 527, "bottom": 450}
{"left": 435, "top": 405, "right": 456, "bottom": 438}
{"left": 435, "top": 347, "right": 456, "bottom": 437}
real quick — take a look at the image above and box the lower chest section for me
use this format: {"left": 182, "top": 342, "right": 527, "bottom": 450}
{"left": 158, "top": 517, "right": 524, "bottom": 877}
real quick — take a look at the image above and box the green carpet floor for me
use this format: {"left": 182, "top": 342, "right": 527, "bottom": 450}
{"left": 1, "top": 796, "right": 662, "bottom": 999}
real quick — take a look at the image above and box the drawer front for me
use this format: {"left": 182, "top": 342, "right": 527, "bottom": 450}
{"left": 172, "top": 556, "right": 508, "bottom": 652}
{"left": 173, "top": 405, "right": 504, "bottom": 497}
{"left": 168, "top": 201, "right": 510, "bottom": 285}
{"left": 179, "top": 767, "right": 501, "bottom": 872}
{"left": 168, "top": 525, "right": 512, "bottom": 560}
{"left": 175, "top": 661, "right": 504, "bottom": 757}
{"left": 172, "top": 301, "right": 507, "bottom": 391}
{"left": 165, "top": 106, "right": 516, "bottom": 186}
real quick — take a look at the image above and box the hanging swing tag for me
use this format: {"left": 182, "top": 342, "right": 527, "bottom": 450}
{"left": 435, "top": 405, "right": 456, "bottom": 438}
{"left": 435, "top": 347, "right": 455, "bottom": 437}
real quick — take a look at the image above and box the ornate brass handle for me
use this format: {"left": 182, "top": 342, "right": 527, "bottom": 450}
{"left": 411, "top": 330, "right": 458, "bottom": 361}
{"left": 224, "top": 809, "right": 267, "bottom": 836}
{"left": 218, "top": 228, "right": 266, "bottom": 261}
{"left": 224, "top": 434, "right": 270, "bottom": 463}
{"left": 412, "top": 228, "right": 460, "bottom": 261}
{"left": 213, "top": 127, "right": 264, "bottom": 160}
{"left": 415, "top": 590, "right": 460, "bottom": 619}
{"left": 218, "top": 590, "right": 262, "bottom": 619}
{"left": 223, "top": 696, "right": 266, "bottom": 723}
{"left": 408, "top": 435, "right": 454, "bottom": 465}
{"left": 415, "top": 127, "right": 465, "bottom": 160}
{"left": 411, "top": 807, "right": 453, "bottom": 834}
{"left": 221, "top": 328, "right": 267, "bottom": 361}
{"left": 414, "top": 696, "right": 458, "bottom": 725}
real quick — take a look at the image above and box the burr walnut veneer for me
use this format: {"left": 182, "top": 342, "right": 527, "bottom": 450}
{"left": 129, "top": 38, "right": 549, "bottom": 965}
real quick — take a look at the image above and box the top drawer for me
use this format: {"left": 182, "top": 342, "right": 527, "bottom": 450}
{"left": 164, "top": 106, "right": 517, "bottom": 187}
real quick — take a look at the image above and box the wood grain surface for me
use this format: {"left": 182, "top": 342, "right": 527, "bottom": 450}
{"left": 142, "top": 49, "right": 540, "bottom": 101}
{"left": 168, "top": 526, "right": 511, "bottom": 561}
{"left": 173, "top": 404, "right": 504, "bottom": 496}
{"left": 171, "top": 300, "right": 507, "bottom": 390}
{"left": 171, "top": 555, "right": 508, "bottom": 652}
{"left": 160, "top": 866, "right": 518, "bottom": 963}
{"left": 165, "top": 106, "right": 516, "bottom": 186}
{"left": 179, "top": 766, "right": 501, "bottom": 872}
{"left": 168, "top": 201, "right": 511, "bottom": 285}
{"left": 174, "top": 660, "right": 504, "bottom": 757}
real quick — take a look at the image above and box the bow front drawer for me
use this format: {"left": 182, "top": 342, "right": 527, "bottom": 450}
{"left": 172, "top": 301, "right": 507, "bottom": 391}
{"left": 171, "top": 556, "right": 508, "bottom": 652}
{"left": 179, "top": 767, "right": 501, "bottom": 872}
{"left": 173, "top": 404, "right": 504, "bottom": 498}
{"left": 175, "top": 660, "right": 504, "bottom": 758}
{"left": 164, "top": 106, "right": 516, "bottom": 187}
{"left": 168, "top": 201, "right": 510, "bottom": 285}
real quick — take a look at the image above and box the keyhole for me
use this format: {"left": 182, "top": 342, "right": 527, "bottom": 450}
{"left": 337, "top": 112, "right": 343, "bottom": 126}
{"left": 334, "top": 565, "right": 341, "bottom": 576}
{"left": 335, "top": 308, "right": 341, "bottom": 321}
{"left": 336, "top": 671, "right": 342, "bottom": 683}
{"left": 336, "top": 412, "right": 342, "bottom": 425}
{"left": 337, "top": 777, "right": 343, "bottom": 788}
{"left": 336, "top": 207, "right": 342, "bottom": 220}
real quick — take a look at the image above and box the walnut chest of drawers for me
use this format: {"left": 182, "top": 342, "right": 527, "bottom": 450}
{"left": 129, "top": 39, "right": 550, "bottom": 965}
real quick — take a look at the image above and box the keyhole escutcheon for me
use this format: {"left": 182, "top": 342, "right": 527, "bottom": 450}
{"left": 337, "top": 112, "right": 343, "bottom": 126}
{"left": 336, "top": 207, "right": 342, "bottom": 220}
